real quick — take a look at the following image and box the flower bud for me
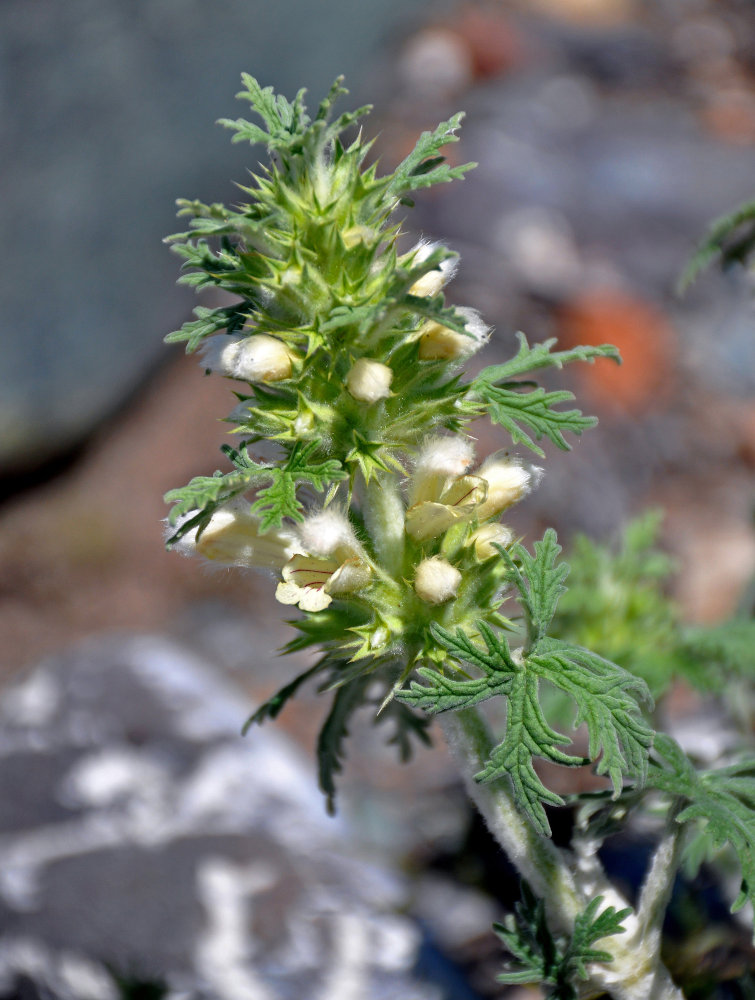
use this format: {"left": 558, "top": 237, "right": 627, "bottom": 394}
{"left": 418, "top": 308, "right": 490, "bottom": 361}
{"left": 234, "top": 334, "right": 293, "bottom": 382}
{"left": 474, "top": 454, "right": 543, "bottom": 521}
{"left": 346, "top": 358, "right": 393, "bottom": 403}
{"left": 468, "top": 523, "right": 514, "bottom": 560}
{"left": 200, "top": 333, "right": 294, "bottom": 382}
{"left": 410, "top": 436, "right": 475, "bottom": 506}
{"left": 414, "top": 556, "right": 462, "bottom": 604}
{"left": 406, "top": 241, "right": 458, "bottom": 297}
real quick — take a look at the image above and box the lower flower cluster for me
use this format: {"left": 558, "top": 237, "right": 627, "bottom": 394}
{"left": 172, "top": 435, "right": 541, "bottom": 665}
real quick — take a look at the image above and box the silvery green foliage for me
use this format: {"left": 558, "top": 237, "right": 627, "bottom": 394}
{"left": 495, "top": 883, "right": 630, "bottom": 999}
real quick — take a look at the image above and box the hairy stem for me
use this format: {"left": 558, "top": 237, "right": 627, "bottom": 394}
{"left": 634, "top": 800, "right": 686, "bottom": 954}
{"left": 439, "top": 709, "right": 583, "bottom": 927}
{"left": 362, "top": 473, "right": 406, "bottom": 577}
{"left": 439, "top": 708, "right": 686, "bottom": 1000}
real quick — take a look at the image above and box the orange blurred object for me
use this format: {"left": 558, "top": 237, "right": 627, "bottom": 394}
{"left": 557, "top": 289, "right": 678, "bottom": 413}
{"left": 451, "top": 5, "right": 525, "bottom": 80}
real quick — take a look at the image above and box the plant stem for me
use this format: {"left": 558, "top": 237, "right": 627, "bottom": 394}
{"left": 439, "top": 708, "right": 584, "bottom": 928}
{"left": 634, "top": 800, "right": 686, "bottom": 955}
{"left": 438, "top": 708, "right": 686, "bottom": 1000}
{"left": 362, "top": 473, "right": 406, "bottom": 577}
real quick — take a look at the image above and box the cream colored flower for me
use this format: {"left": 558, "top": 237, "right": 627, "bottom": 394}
{"left": 418, "top": 308, "right": 490, "bottom": 361}
{"left": 172, "top": 498, "right": 301, "bottom": 570}
{"left": 405, "top": 241, "right": 458, "bottom": 297}
{"left": 298, "top": 509, "right": 365, "bottom": 562}
{"left": 275, "top": 554, "right": 372, "bottom": 611}
{"left": 409, "top": 436, "right": 476, "bottom": 506}
{"left": 275, "top": 509, "right": 372, "bottom": 611}
{"left": 473, "top": 453, "right": 542, "bottom": 521}
{"left": 406, "top": 441, "right": 541, "bottom": 542}
{"left": 201, "top": 333, "right": 293, "bottom": 382}
{"left": 346, "top": 358, "right": 393, "bottom": 403}
{"left": 467, "top": 523, "right": 514, "bottom": 560}
{"left": 406, "top": 475, "right": 487, "bottom": 542}
{"left": 414, "top": 556, "right": 462, "bottom": 604}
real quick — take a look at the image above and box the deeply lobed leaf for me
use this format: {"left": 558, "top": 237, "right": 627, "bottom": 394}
{"left": 647, "top": 733, "right": 755, "bottom": 913}
{"left": 398, "top": 532, "right": 653, "bottom": 834}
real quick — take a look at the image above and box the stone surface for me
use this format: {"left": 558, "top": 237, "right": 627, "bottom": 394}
{"left": 0, "top": 634, "right": 441, "bottom": 1000}
{"left": 0, "top": 0, "right": 432, "bottom": 472}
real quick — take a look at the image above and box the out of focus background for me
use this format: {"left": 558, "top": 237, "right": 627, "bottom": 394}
{"left": 1, "top": 1, "right": 754, "bottom": 997}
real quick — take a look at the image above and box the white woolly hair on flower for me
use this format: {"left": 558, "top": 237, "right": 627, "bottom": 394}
{"left": 414, "top": 556, "right": 462, "bottom": 605}
{"left": 474, "top": 452, "right": 544, "bottom": 521}
{"left": 456, "top": 307, "right": 492, "bottom": 350}
{"left": 168, "top": 497, "right": 301, "bottom": 572}
{"left": 407, "top": 240, "right": 459, "bottom": 297}
{"left": 468, "top": 522, "right": 514, "bottom": 560}
{"left": 410, "top": 435, "right": 476, "bottom": 505}
{"left": 233, "top": 334, "right": 293, "bottom": 383}
{"left": 346, "top": 357, "right": 393, "bottom": 403}
{"left": 164, "top": 511, "right": 200, "bottom": 557}
{"left": 417, "top": 307, "right": 491, "bottom": 361}
{"left": 199, "top": 334, "right": 243, "bottom": 376}
{"left": 298, "top": 507, "right": 363, "bottom": 561}
{"left": 415, "top": 435, "right": 476, "bottom": 477}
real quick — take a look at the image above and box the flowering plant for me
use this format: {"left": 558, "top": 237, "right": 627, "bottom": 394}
{"left": 164, "top": 76, "right": 754, "bottom": 998}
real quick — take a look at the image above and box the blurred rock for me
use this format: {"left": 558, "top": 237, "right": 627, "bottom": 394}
{"left": 400, "top": 29, "right": 475, "bottom": 99}
{"left": 0, "top": 634, "right": 440, "bottom": 999}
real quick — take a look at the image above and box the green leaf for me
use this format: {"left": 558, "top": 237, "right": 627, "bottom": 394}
{"left": 219, "top": 73, "right": 310, "bottom": 148}
{"left": 550, "top": 512, "right": 682, "bottom": 698}
{"left": 478, "top": 332, "right": 621, "bottom": 383}
{"left": 249, "top": 439, "right": 347, "bottom": 530}
{"left": 530, "top": 639, "right": 653, "bottom": 792}
{"left": 503, "top": 530, "right": 569, "bottom": 647}
{"left": 679, "top": 196, "right": 755, "bottom": 291}
{"left": 496, "top": 883, "right": 629, "bottom": 998}
{"left": 475, "top": 671, "right": 581, "bottom": 834}
{"left": 380, "top": 699, "right": 433, "bottom": 762}
{"left": 241, "top": 662, "right": 326, "bottom": 734}
{"left": 398, "top": 532, "right": 653, "bottom": 831}
{"left": 163, "top": 444, "right": 271, "bottom": 543}
{"left": 398, "top": 533, "right": 653, "bottom": 834}
{"left": 468, "top": 334, "right": 620, "bottom": 455}
{"left": 317, "top": 674, "right": 370, "bottom": 815}
{"left": 647, "top": 733, "right": 755, "bottom": 913}
{"left": 566, "top": 895, "right": 631, "bottom": 981}
{"left": 164, "top": 304, "right": 247, "bottom": 353}
{"left": 472, "top": 382, "right": 598, "bottom": 456}
{"left": 679, "top": 617, "right": 755, "bottom": 686}
{"left": 385, "top": 114, "right": 476, "bottom": 197}
{"left": 164, "top": 439, "right": 346, "bottom": 544}
{"left": 496, "top": 882, "right": 558, "bottom": 988}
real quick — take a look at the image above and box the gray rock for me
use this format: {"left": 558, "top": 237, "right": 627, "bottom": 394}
{"left": 0, "top": 634, "right": 440, "bottom": 1000}
{"left": 1, "top": 0, "right": 432, "bottom": 472}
